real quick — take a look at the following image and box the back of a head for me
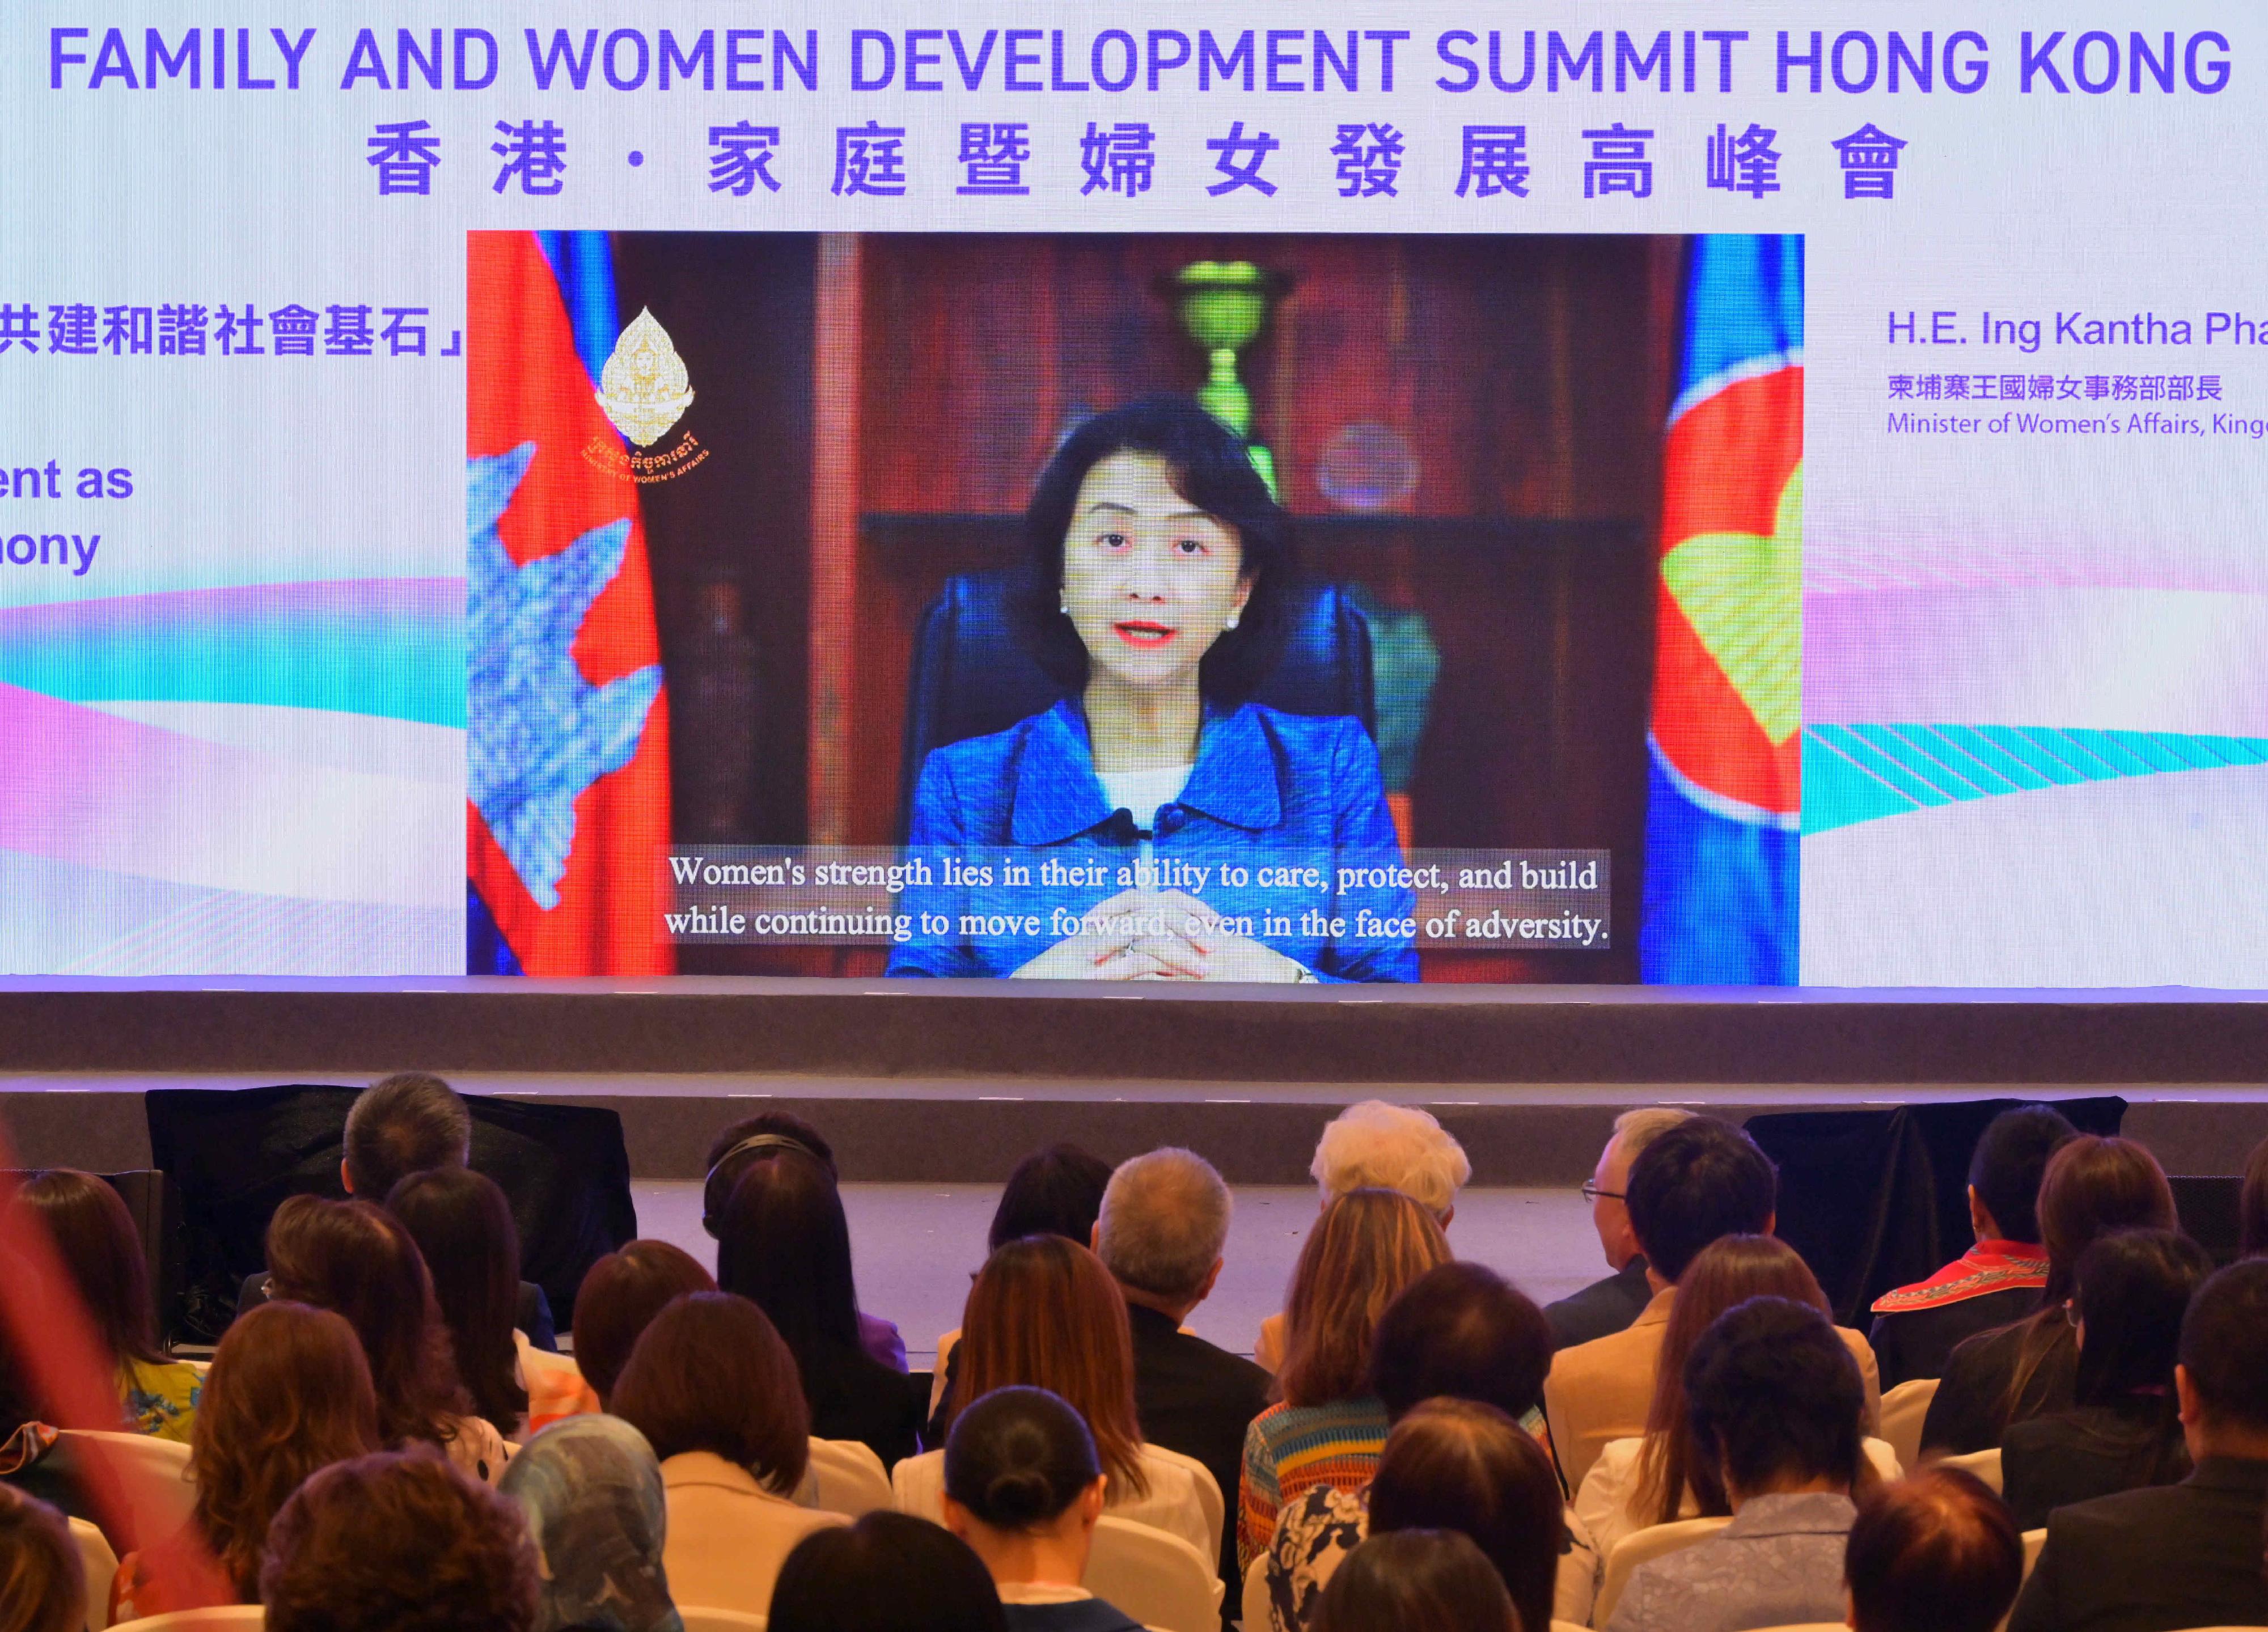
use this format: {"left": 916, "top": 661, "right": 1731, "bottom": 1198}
{"left": 2071, "top": 1228, "right": 2212, "bottom": 1406}
{"left": 702, "top": 1111, "right": 839, "bottom": 1236}
{"left": 0, "top": 1485, "right": 82, "bottom": 1632}
{"left": 1685, "top": 1296, "right": 1864, "bottom": 1498}
{"left": 385, "top": 1167, "right": 525, "bottom": 1431}
{"left": 1312, "top": 1528, "right": 1519, "bottom": 1632}
{"left": 195, "top": 1300, "right": 382, "bottom": 1592}
{"left": 1281, "top": 1187, "right": 1453, "bottom": 1409}
{"left": 1369, "top": 1262, "right": 1552, "bottom": 1424}
{"left": 989, "top": 1144, "right": 1115, "bottom": 1253}
{"left": 261, "top": 1449, "right": 539, "bottom": 1632}
{"left": 14, "top": 1168, "right": 161, "bottom": 1370}
{"left": 344, "top": 1072, "right": 472, "bottom": 1200}
{"left": 1094, "top": 1147, "right": 1231, "bottom": 1306}
{"left": 1610, "top": 1107, "right": 1694, "bottom": 1168}
{"left": 1311, "top": 1101, "right": 1471, "bottom": 1219}
{"left": 1624, "top": 1118, "right": 1778, "bottom": 1283}
{"left": 2178, "top": 1258, "right": 2268, "bottom": 1434}
{"left": 570, "top": 1238, "right": 716, "bottom": 1405}
{"left": 1967, "top": 1106, "right": 2079, "bottom": 1246}
{"left": 714, "top": 1149, "right": 863, "bottom": 1368}
{"left": 498, "top": 1414, "right": 674, "bottom": 1632}
{"left": 1367, "top": 1400, "right": 1561, "bottom": 1632}
{"left": 2036, "top": 1135, "right": 2176, "bottom": 1291}
{"left": 770, "top": 1512, "right": 1008, "bottom": 1632}
{"left": 1846, "top": 1467, "right": 2022, "bottom": 1632}
{"left": 611, "top": 1290, "right": 810, "bottom": 1493}
{"left": 943, "top": 1385, "right": 1101, "bottom": 1532}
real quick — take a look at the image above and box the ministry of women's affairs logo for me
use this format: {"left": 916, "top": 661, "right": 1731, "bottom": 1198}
{"left": 583, "top": 307, "right": 709, "bottom": 484}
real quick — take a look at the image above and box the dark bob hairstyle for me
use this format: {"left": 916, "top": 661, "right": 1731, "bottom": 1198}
{"left": 1015, "top": 394, "right": 1297, "bottom": 705}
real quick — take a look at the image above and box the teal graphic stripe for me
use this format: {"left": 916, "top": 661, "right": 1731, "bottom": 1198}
{"left": 1804, "top": 724, "right": 2268, "bottom": 835}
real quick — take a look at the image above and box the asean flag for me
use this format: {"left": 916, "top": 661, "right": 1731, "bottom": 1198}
{"left": 465, "top": 231, "right": 673, "bottom": 975}
{"left": 1639, "top": 235, "right": 1803, "bottom": 984}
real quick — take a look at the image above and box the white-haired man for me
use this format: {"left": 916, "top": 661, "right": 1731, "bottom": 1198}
{"left": 1254, "top": 1100, "right": 1471, "bottom": 1372}
{"left": 1094, "top": 1147, "right": 1270, "bottom": 1600}
{"left": 1543, "top": 1107, "right": 1693, "bottom": 1350}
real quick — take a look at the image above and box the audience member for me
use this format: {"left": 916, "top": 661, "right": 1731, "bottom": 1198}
{"left": 771, "top": 1511, "right": 1009, "bottom": 1632}
{"left": 499, "top": 1415, "right": 680, "bottom": 1632}
{"left": 1547, "top": 1118, "right": 1859, "bottom": 1493}
{"left": 2003, "top": 1228, "right": 2211, "bottom": 1528}
{"left": 110, "top": 1301, "right": 379, "bottom": 1619}
{"left": 387, "top": 1168, "right": 528, "bottom": 1439}
{"left": 703, "top": 1110, "right": 907, "bottom": 1371}
{"left": 11, "top": 1169, "right": 202, "bottom": 1440}
{"left": 610, "top": 1291, "right": 843, "bottom": 1616}
{"left": 235, "top": 1072, "right": 558, "bottom": 1349}
{"left": 901, "top": 1236, "right": 1213, "bottom": 1566}
{"left": 571, "top": 1239, "right": 717, "bottom": 1409}
{"left": 1254, "top": 1103, "right": 1470, "bottom": 1371}
{"left": 717, "top": 1151, "right": 928, "bottom": 1468}
{"left": 1546, "top": 1109, "right": 1693, "bottom": 1350}
{"left": 1606, "top": 1297, "right": 1871, "bottom": 1632}
{"left": 0, "top": 1339, "right": 78, "bottom": 1523}
{"left": 2008, "top": 1259, "right": 2268, "bottom": 1632}
{"left": 1238, "top": 1187, "right": 1452, "bottom": 1571}
{"left": 263, "top": 1195, "right": 510, "bottom": 1482}
{"left": 1311, "top": 1528, "right": 1518, "bottom": 1632}
{"left": 1868, "top": 1105, "right": 2077, "bottom": 1388}
{"left": 260, "top": 1448, "right": 539, "bottom": 1632}
{"left": 1922, "top": 1135, "right": 2176, "bottom": 1456}
{"left": 0, "top": 1484, "right": 83, "bottom": 1632}
{"left": 1579, "top": 1235, "right": 1893, "bottom": 1558}
{"left": 941, "top": 1385, "right": 1144, "bottom": 1632}
{"left": 2241, "top": 1131, "right": 2268, "bottom": 1258}
{"left": 1846, "top": 1466, "right": 2024, "bottom": 1632}
{"left": 1268, "top": 1261, "right": 1600, "bottom": 1629}
{"left": 1090, "top": 1147, "right": 1270, "bottom": 1599}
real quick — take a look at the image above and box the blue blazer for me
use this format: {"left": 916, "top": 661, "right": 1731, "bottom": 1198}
{"left": 887, "top": 698, "right": 1417, "bottom": 982}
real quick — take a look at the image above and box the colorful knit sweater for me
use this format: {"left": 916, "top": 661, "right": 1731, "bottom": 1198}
{"left": 1237, "top": 1396, "right": 1390, "bottom": 1570}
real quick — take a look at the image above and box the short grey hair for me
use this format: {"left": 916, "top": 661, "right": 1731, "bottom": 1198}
{"left": 344, "top": 1072, "right": 472, "bottom": 1199}
{"left": 1310, "top": 1101, "right": 1471, "bottom": 1220}
{"left": 1609, "top": 1107, "right": 1694, "bottom": 1166}
{"left": 1095, "top": 1148, "right": 1233, "bottom": 1304}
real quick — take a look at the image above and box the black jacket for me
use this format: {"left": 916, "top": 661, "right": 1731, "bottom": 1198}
{"left": 1543, "top": 1258, "right": 1653, "bottom": 1351}
{"left": 805, "top": 1342, "right": 929, "bottom": 1471}
{"left": 1870, "top": 1284, "right": 2041, "bottom": 1391}
{"left": 1125, "top": 1302, "right": 1271, "bottom": 1600}
{"left": 2002, "top": 1404, "right": 2190, "bottom": 1532}
{"left": 2007, "top": 1456, "right": 2268, "bottom": 1632}
{"left": 238, "top": 1269, "right": 557, "bottom": 1352}
{"left": 1920, "top": 1317, "right": 2076, "bottom": 1456}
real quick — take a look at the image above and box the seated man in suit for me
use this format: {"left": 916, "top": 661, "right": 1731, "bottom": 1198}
{"left": 1092, "top": 1147, "right": 1270, "bottom": 1603}
{"left": 1868, "top": 1105, "right": 2075, "bottom": 1389}
{"left": 1545, "top": 1116, "right": 1881, "bottom": 1493}
{"left": 1545, "top": 1108, "right": 1692, "bottom": 1350}
{"left": 236, "top": 1073, "right": 555, "bottom": 1348}
{"left": 2009, "top": 1257, "right": 2268, "bottom": 1632}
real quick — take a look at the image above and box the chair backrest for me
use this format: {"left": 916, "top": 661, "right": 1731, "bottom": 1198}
{"left": 1242, "top": 1549, "right": 1272, "bottom": 1632}
{"left": 2021, "top": 1526, "right": 2045, "bottom": 1580}
{"left": 1594, "top": 1516, "right": 1734, "bottom": 1626}
{"left": 896, "top": 570, "right": 1377, "bottom": 841}
{"left": 1082, "top": 1515, "right": 1223, "bottom": 1632}
{"left": 54, "top": 1430, "right": 197, "bottom": 1555}
{"left": 70, "top": 1516, "right": 119, "bottom": 1632}
{"left": 674, "top": 1610, "right": 769, "bottom": 1632}
{"left": 103, "top": 1609, "right": 264, "bottom": 1631}
{"left": 806, "top": 1437, "right": 894, "bottom": 1517}
{"left": 1143, "top": 1443, "right": 1225, "bottom": 1578}
{"left": 1940, "top": 1445, "right": 2002, "bottom": 1495}
{"left": 1877, "top": 1377, "right": 1939, "bottom": 1475}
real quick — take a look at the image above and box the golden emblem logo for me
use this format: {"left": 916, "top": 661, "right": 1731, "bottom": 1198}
{"left": 582, "top": 308, "right": 709, "bottom": 484}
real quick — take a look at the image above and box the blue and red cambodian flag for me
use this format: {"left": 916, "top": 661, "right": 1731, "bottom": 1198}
{"left": 465, "top": 231, "right": 673, "bottom": 975}
{"left": 1640, "top": 236, "right": 1804, "bottom": 984}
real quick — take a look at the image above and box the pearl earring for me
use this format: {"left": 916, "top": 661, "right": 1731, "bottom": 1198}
{"left": 1224, "top": 612, "right": 1241, "bottom": 630}
{"left": 1059, "top": 601, "right": 1070, "bottom": 616}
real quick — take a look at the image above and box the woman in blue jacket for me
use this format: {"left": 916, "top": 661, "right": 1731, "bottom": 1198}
{"left": 888, "top": 396, "right": 1415, "bottom": 982}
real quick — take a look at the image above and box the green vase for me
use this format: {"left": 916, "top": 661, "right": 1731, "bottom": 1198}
{"left": 1165, "top": 260, "right": 1289, "bottom": 498}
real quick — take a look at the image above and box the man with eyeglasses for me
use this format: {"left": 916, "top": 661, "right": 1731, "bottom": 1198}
{"left": 1543, "top": 1108, "right": 1692, "bottom": 1350}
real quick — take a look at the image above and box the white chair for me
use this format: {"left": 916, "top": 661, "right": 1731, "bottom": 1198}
{"left": 1241, "top": 1551, "right": 1272, "bottom": 1630}
{"left": 104, "top": 1610, "right": 261, "bottom": 1631}
{"left": 55, "top": 1430, "right": 196, "bottom": 1552}
{"left": 675, "top": 1611, "right": 768, "bottom": 1632}
{"left": 1551, "top": 1623, "right": 1594, "bottom": 1632}
{"left": 1145, "top": 1442, "right": 1226, "bottom": 1571}
{"left": 806, "top": 1437, "right": 894, "bottom": 1517}
{"left": 1745, "top": 1625, "right": 1844, "bottom": 1631}
{"left": 2021, "top": 1525, "right": 2045, "bottom": 1581}
{"left": 69, "top": 1516, "right": 119, "bottom": 1632}
{"left": 1940, "top": 1445, "right": 2003, "bottom": 1495}
{"left": 1593, "top": 1516, "right": 1733, "bottom": 1626}
{"left": 1084, "top": 1515, "right": 1222, "bottom": 1632}
{"left": 1877, "top": 1376, "right": 1938, "bottom": 1474}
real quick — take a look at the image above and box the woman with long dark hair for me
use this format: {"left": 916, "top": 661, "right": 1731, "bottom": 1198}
{"left": 387, "top": 1168, "right": 528, "bottom": 1439}
{"left": 888, "top": 394, "right": 1414, "bottom": 983}
{"left": 2001, "top": 1227, "right": 2211, "bottom": 1528}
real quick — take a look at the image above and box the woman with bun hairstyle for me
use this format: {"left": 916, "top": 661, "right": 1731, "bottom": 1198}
{"left": 941, "top": 1386, "right": 1142, "bottom": 1632}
